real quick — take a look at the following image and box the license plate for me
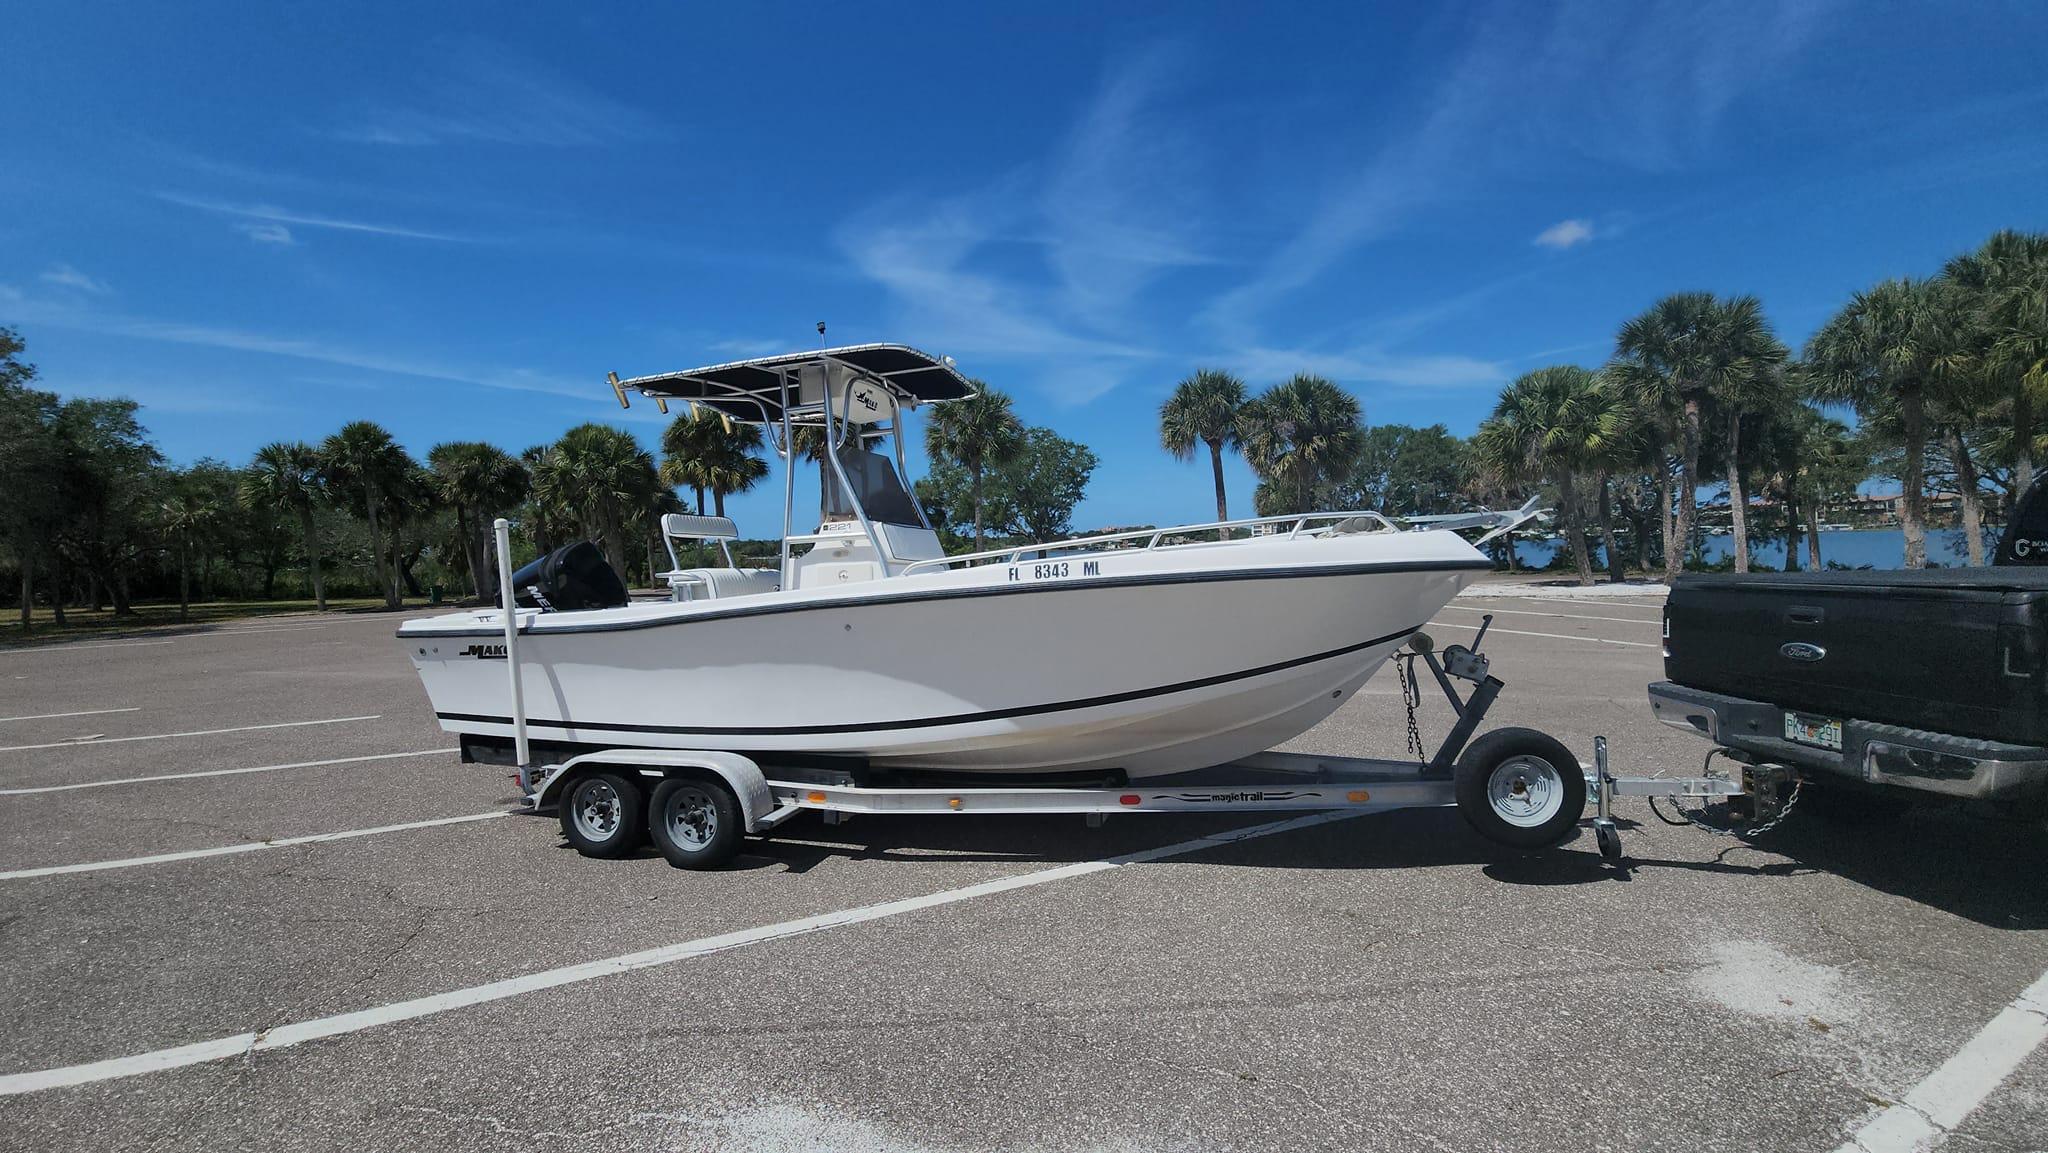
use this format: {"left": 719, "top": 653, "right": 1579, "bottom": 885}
{"left": 1784, "top": 712, "right": 1843, "bottom": 751}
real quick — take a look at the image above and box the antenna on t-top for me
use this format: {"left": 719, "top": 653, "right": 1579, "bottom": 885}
{"left": 816, "top": 320, "right": 827, "bottom": 347}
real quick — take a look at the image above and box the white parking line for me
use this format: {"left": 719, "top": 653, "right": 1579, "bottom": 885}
{"left": 1834, "top": 967, "right": 2048, "bottom": 1152}
{"left": 0, "top": 809, "right": 1355, "bottom": 1095}
{"left": 211, "top": 625, "right": 328, "bottom": 635}
{"left": 0, "top": 749, "right": 448, "bottom": 796}
{"left": 0, "top": 707, "right": 142, "bottom": 724}
{"left": 0, "top": 811, "right": 506, "bottom": 880}
{"left": 0, "top": 639, "right": 176, "bottom": 655}
{"left": 1428, "top": 619, "right": 1658, "bottom": 649}
{"left": 0, "top": 714, "right": 380, "bottom": 754}
{"left": 1441, "top": 604, "right": 1662, "bottom": 627}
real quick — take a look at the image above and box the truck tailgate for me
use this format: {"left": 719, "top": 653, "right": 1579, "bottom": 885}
{"left": 1663, "top": 569, "right": 2048, "bottom": 744}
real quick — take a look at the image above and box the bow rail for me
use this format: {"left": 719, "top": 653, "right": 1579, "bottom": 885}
{"left": 897, "top": 511, "right": 1402, "bottom": 574}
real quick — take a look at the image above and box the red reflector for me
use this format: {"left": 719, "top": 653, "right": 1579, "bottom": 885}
{"left": 1118, "top": 794, "right": 1141, "bottom": 805}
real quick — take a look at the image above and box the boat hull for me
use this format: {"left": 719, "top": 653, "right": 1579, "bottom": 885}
{"left": 402, "top": 546, "right": 1484, "bottom": 778}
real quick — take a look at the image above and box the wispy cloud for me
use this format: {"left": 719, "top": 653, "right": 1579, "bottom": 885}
{"left": 836, "top": 49, "right": 1215, "bottom": 403}
{"left": 1532, "top": 219, "right": 1595, "bottom": 249}
{"left": 1201, "top": 0, "right": 1834, "bottom": 343}
{"left": 158, "top": 193, "right": 477, "bottom": 243}
{"left": 240, "top": 222, "right": 295, "bottom": 246}
{"left": 331, "top": 40, "right": 668, "bottom": 148}
{"left": 40, "top": 263, "right": 111, "bottom": 294}
{"left": 1222, "top": 345, "right": 1507, "bottom": 393}
{"left": 7, "top": 290, "right": 590, "bottom": 401}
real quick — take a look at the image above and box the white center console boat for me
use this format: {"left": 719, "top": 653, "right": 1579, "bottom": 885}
{"left": 400, "top": 345, "right": 1496, "bottom": 778}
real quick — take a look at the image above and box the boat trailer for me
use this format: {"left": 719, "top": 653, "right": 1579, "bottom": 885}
{"left": 488, "top": 523, "right": 1784, "bottom": 869}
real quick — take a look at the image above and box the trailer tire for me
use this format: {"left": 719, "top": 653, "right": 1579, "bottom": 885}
{"left": 647, "top": 776, "right": 744, "bottom": 869}
{"left": 558, "top": 770, "right": 648, "bottom": 859}
{"left": 1455, "top": 728, "right": 1587, "bottom": 850}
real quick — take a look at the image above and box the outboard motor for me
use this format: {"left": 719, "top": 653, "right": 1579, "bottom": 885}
{"left": 498, "top": 541, "right": 629, "bottom": 612}
{"left": 1996, "top": 472, "right": 2048, "bottom": 566}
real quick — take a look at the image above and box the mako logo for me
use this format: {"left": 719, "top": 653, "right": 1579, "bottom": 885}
{"left": 1779, "top": 642, "right": 1826, "bottom": 663}
{"left": 459, "top": 643, "right": 508, "bottom": 660}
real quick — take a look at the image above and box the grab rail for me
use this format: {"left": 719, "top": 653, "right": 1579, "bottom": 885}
{"left": 897, "top": 510, "right": 1400, "bottom": 575}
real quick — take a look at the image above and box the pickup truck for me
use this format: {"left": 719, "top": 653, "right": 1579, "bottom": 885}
{"left": 1649, "top": 488, "right": 2048, "bottom": 817}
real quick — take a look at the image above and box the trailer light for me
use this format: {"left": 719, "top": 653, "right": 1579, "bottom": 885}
{"left": 806, "top": 791, "right": 828, "bottom": 804}
{"left": 947, "top": 797, "right": 963, "bottom": 810}
{"left": 1118, "top": 794, "right": 1141, "bottom": 806}
{"left": 1346, "top": 790, "right": 1371, "bottom": 803}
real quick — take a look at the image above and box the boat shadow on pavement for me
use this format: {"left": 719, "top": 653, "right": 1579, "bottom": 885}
{"left": 542, "top": 800, "right": 2047, "bottom": 929}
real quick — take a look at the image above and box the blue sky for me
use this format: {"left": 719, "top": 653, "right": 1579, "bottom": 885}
{"left": 7, "top": 1, "right": 2047, "bottom": 533}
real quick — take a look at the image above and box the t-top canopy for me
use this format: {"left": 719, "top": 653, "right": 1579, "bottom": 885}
{"left": 614, "top": 343, "right": 973, "bottom": 423}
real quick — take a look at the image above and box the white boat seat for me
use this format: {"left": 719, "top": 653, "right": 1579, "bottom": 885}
{"left": 664, "top": 566, "right": 780, "bottom": 602}
{"left": 662, "top": 513, "right": 739, "bottom": 541}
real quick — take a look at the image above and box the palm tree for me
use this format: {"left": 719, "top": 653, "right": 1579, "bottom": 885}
{"left": 1709, "top": 330, "right": 1791, "bottom": 573}
{"left": 924, "top": 383, "right": 1024, "bottom": 549}
{"left": 661, "top": 408, "right": 769, "bottom": 518}
{"left": 1159, "top": 369, "right": 1248, "bottom": 522}
{"left": 1805, "top": 278, "right": 1950, "bottom": 569}
{"left": 319, "top": 421, "right": 410, "bottom": 608}
{"left": 242, "top": 441, "right": 328, "bottom": 609}
{"left": 1240, "top": 374, "right": 1364, "bottom": 516}
{"left": 160, "top": 481, "right": 217, "bottom": 622}
{"left": 1611, "top": 293, "right": 1783, "bottom": 579}
{"left": 1472, "top": 367, "right": 1639, "bottom": 586}
{"left": 1945, "top": 230, "right": 2048, "bottom": 494}
{"left": 539, "top": 423, "right": 660, "bottom": 577}
{"left": 428, "top": 442, "right": 530, "bottom": 599}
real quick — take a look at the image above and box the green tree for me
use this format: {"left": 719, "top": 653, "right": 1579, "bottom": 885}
{"left": 1241, "top": 374, "right": 1364, "bottom": 516}
{"left": 661, "top": 409, "right": 769, "bottom": 518}
{"left": 1159, "top": 369, "right": 1247, "bottom": 522}
{"left": 1472, "top": 367, "right": 1639, "bottom": 586}
{"left": 533, "top": 423, "right": 660, "bottom": 578}
{"left": 52, "top": 396, "right": 163, "bottom": 617}
{"left": 924, "top": 383, "right": 1024, "bottom": 550}
{"left": 0, "top": 329, "right": 61, "bottom": 631}
{"left": 1805, "top": 278, "right": 1952, "bottom": 569}
{"left": 427, "top": 442, "right": 530, "bottom": 600}
{"left": 243, "top": 442, "right": 329, "bottom": 609}
{"left": 1612, "top": 293, "right": 1783, "bottom": 579}
{"left": 1709, "top": 328, "right": 1791, "bottom": 573}
{"left": 1337, "top": 424, "right": 1468, "bottom": 516}
{"left": 1945, "top": 230, "right": 2048, "bottom": 494}
{"left": 160, "top": 473, "right": 220, "bottom": 622}
{"left": 320, "top": 421, "right": 411, "bottom": 607}
{"left": 923, "top": 427, "right": 1099, "bottom": 543}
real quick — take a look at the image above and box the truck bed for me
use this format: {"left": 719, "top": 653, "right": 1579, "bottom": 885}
{"left": 1663, "top": 568, "right": 2048, "bottom": 744}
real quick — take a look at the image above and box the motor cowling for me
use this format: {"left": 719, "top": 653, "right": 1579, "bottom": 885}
{"left": 499, "top": 541, "right": 628, "bottom": 612}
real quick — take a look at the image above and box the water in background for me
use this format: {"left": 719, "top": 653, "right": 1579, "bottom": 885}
{"left": 1512, "top": 528, "right": 2000, "bottom": 572}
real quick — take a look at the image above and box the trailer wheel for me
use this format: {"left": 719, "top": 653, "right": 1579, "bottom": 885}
{"left": 558, "top": 770, "right": 647, "bottom": 859}
{"left": 1455, "top": 728, "right": 1587, "bottom": 850}
{"left": 647, "top": 777, "right": 743, "bottom": 869}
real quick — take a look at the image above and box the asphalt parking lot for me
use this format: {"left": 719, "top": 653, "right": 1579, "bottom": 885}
{"left": 2, "top": 592, "right": 2045, "bottom": 1152}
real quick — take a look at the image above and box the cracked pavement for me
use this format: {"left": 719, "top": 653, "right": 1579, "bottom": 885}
{"left": 0, "top": 597, "right": 2044, "bottom": 1151}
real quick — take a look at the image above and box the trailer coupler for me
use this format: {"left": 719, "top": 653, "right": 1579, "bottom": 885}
{"left": 1586, "top": 736, "right": 1796, "bottom": 860}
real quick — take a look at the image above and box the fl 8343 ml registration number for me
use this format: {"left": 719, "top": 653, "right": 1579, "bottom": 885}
{"left": 1008, "top": 560, "right": 1100, "bottom": 582}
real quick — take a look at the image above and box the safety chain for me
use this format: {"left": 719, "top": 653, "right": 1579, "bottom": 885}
{"left": 1649, "top": 749, "right": 1803, "bottom": 839}
{"left": 1395, "top": 654, "right": 1425, "bottom": 762}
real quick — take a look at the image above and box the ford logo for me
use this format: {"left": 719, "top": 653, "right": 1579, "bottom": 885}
{"left": 1780, "top": 642, "right": 1826, "bottom": 663}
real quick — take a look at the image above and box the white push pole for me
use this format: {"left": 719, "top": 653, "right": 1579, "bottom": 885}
{"left": 493, "top": 518, "right": 530, "bottom": 771}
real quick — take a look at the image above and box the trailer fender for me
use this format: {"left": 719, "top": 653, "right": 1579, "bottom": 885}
{"left": 532, "top": 750, "right": 776, "bottom": 833}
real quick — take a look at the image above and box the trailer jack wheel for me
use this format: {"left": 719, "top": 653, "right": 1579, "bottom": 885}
{"left": 1594, "top": 819, "right": 1623, "bottom": 861}
{"left": 1454, "top": 728, "right": 1588, "bottom": 850}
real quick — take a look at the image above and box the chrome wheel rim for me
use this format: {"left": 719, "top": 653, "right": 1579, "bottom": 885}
{"left": 571, "top": 780, "right": 622, "bottom": 841}
{"left": 665, "top": 786, "right": 718, "bottom": 850}
{"left": 1487, "top": 755, "right": 1564, "bottom": 828}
